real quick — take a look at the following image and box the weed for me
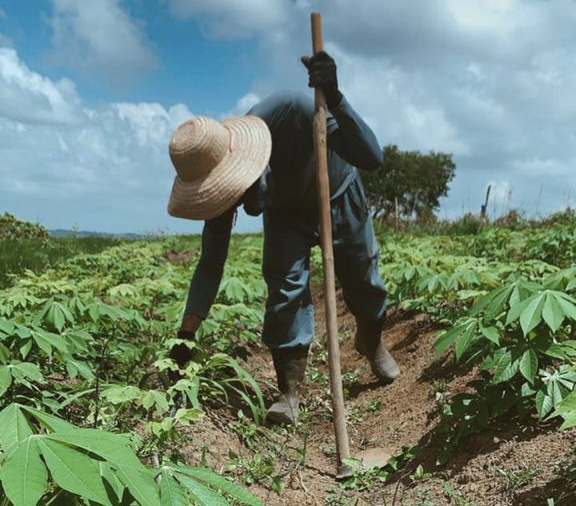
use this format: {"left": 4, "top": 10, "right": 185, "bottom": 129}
{"left": 443, "top": 482, "right": 478, "bottom": 506}
{"left": 494, "top": 461, "right": 538, "bottom": 495}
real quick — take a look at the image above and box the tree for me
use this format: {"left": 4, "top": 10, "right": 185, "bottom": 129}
{"left": 361, "top": 144, "right": 456, "bottom": 223}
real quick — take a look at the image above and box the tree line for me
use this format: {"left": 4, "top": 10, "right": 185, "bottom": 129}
{"left": 362, "top": 144, "right": 456, "bottom": 224}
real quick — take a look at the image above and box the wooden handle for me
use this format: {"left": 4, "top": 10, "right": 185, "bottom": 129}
{"left": 310, "top": 11, "right": 352, "bottom": 476}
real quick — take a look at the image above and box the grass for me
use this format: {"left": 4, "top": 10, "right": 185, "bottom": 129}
{"left": 0, "top": 236, "right": 128, "bottom": 288}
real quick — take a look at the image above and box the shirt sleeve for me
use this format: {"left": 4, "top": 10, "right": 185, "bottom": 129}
{"left": 327, "top": 95, "right": 383, "bottom": 172}
{"left": 183, "top": 208, "right": 235, "bottom": 318}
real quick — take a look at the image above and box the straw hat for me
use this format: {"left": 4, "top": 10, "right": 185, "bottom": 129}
{"left": 167, "top": 115, "right": 272, "bottom": 220}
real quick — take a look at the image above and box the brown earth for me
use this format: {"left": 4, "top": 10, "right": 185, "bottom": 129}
{"left": 177, "top": 287, "right": 576, "bottom": 506}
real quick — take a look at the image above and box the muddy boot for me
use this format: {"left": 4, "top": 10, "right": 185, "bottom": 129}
{"left": 355, "top": 318, "right": 400, "bottom": 383}
{"left": 265, "top": 345, "right": 309, "bottom": 425}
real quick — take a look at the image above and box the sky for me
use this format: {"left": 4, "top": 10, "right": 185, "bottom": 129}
{"left": 0, "top": 0, "right": 575, "bottom": 235}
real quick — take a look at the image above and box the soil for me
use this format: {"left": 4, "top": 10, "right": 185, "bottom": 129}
{"left": 176, "top": 287, "right": 576, "bottom": 506}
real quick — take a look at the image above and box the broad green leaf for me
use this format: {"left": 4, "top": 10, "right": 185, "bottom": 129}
{"left": 519, "top": 349, "right": 538, "bottom": 384}
{"left": 519, "top": 293, "right": 546, "bottom": 336}
{"left": 555, "top": 293, "right": 576, "bottom": 321}
{"left": 99, "top": 462, "right": 125, "bottom": 504}
{"left": 159, "top": 470, "right": 188, "bottom": 506}
{"left": 178, "top": 466, "right": 264, "bottom": 506}
{"left": 480, "top": 326, "right": 500, "bottom": 345}
{"left": 176, "top": 474, "right": 228, "bottom": 506}
{"left": 10, "top": 362, "right": 44, "bottom": 383}
{"left": 433, "top": 321, "right": 471, "bottom": 356}
{"left": 0, "top": 437, "right": 48, "bottom": 506}
{"left": 555, "top": 390, "right": 576, "bottom": 429}
{"left": 115, "top": 465, "right": 160, "bottom": 506}
{"left": 102, "top": 385, "right": 142, "bottom": 404}
{"left": 0, "top": 318, "right": 16, "bottom": 335}
{"left": 64, "top": 356, "right": 96, "bottom": 380}
{"left": 0, "top": 404, "right": 34, "bottom": 454}
{"left": 493, "top": 352, "right": 519, "bottom": 384}
{"left": 37, "top": 438, "right": 112, "bottom": 506}
{"left": 455, "top": 321, "right": 477, "bottom": 361}
{"left": 506, "top": 296, "right": 530, "bottom": 326}
{"left": 21, "top": 405, "right": 76, "bottom": 433}
{"left": 0, "top": 342, "right": 11, "bottom": 363}
{"left": 0, "top": 366, "right": 12, "bottom": 397}
{"left": 47, "top": 431, "right": 141, "bottom": 468}
{"left": 32, "top": 329, "right": 70, "bottom": 356}
{"left": 535, "top": 390, "right": 553, "bottom": 418}
{"left": 541, "top": 292, "right": 565, "bottom": 333}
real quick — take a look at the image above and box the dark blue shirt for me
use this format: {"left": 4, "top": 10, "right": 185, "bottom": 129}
{"left": 184, "top": 92, "right": 383, "bottom": 318}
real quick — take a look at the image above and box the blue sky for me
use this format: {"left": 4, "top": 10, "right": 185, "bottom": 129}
{"left": 1, "top": 0, "right": 575, "bottom": 234}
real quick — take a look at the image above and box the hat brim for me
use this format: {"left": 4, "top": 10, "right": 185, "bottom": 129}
{"left": 167, "top": 115, "right": 271, "bottom": 221}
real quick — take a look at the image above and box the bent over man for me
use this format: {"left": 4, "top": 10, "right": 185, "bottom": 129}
{"left": 167, "top": 51, "right": 400, "bottom": 426}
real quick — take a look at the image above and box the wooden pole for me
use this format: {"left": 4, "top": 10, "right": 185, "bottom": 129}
{"left": 310, "top": 12, "right": 352, "bottom": 479}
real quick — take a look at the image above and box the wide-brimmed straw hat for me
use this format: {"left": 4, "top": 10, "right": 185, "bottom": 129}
{"left": 167, "top": 115, "right": 272, "bottom": 220}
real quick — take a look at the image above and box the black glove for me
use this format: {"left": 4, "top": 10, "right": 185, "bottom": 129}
{"left": 169, "top": 342, "right": 193, "bottom": 369}
{"left": 301, "top": 51, "right": 343, "bottom": 108}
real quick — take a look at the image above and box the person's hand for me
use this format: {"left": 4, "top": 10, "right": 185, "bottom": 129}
{"left": 169, "top": 342, "right": 193, "bottom": 369}
{"left": 301, "top": 50, "right": 343, "bottom": 107}
{"left": 167, "top": 314, "right": 203, "bottom": 380}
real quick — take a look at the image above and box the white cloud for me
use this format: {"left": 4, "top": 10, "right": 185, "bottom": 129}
{"left": 47, "top": 0, "right": 157, "bottom": 84}
{"left": 168, "top": 0, "right": 292, "bottom": 36}
{"left": 0, "top": 47, "right": 198, "bottom": 234}
{"left": 0, "top": 48, "right": 83, "bottom": 124}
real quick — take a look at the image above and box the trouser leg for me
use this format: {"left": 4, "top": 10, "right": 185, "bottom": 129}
{"left": 332, "top": 179, "right": 400, "bottom": 382}
{"left": 262, "top": 211, "right": 316, "bottom": 424}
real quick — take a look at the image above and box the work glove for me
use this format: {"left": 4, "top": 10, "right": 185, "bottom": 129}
{"left": 168, "top": 315, "right": 203, "bottom": 374}
{"left": 301, "top": 50, "right": 343, "bottom": 108}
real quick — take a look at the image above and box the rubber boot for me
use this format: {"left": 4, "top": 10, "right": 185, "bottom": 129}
{"left": 355, "top": 318, "right": 400, "bottom": 383}
{"left": 265, "top": 345, "right": 309, "bottom": 425}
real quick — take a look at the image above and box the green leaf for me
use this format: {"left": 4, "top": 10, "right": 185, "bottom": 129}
{"left": 101, "top": 385, "right": 142, "bottom": 404}
{"left": 493, "top": 351, "right": 519, "bottom": 384}
{"left": 0, "top": 366, "right": 12, "bottom": 397}
{"left": 541, "top": 292, "right": 565, "bottom": 333}
{"left": 46, "top": 431, "right": 140, "bottom": 467}
{"left": 555, "top": 292, "right": 576, "bottom": 320}
{"left": 519, "top": 293, "right": 546, "bottom": 336}
{"left": 0, "top": 437, "right": 48, "bottom": 506}
{"left": 37, "top": 438, "right": 112, "bottom": 506}
{"left": 454, "top": 321, "right": 477, "bottom": 361}
{"left": 555, "top": 390, "right": 576, "bottom": 429}
{"left": 0, "top": 342, "right": 11, "bottom": 364}
{"left": 178, "top": 466, "right": 264, "bottom": 506}
{"left": 0, "top": 404, "right": 33, "bottom": 454}
{"left": 480, "top": 326, "right": 500, "bottom": 345}
{"left": 434, "top": 320, "right": 471, "bottom": 356}
{"left": 159, "top": 470, "right": 189, "bottom": 506}
{"left": 519, "top": 349, "right": 538, "bottom": 384}
{"left": 536, "top": 389, "right": 554, "bottom": 418}
{"left": 176, "top": 474, "right": 228, "bottom": 506}
{"left": 22, "top": 405, "right": 75, "bottom": 433}
{"left": 115, "top": 465, "right": 160, "bottom": 506}
{"left": 99, "top": 462, "right": 126, "bottom": 504}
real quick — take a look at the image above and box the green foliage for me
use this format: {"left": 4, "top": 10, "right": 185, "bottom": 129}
{"left": 0, "top": 404, "right": 263, "bottom": 506}
{"left": 0, "top": 213, "right": 49, "bottom": 240}
{"left": 363, "top": 144, "right": 456, "bottom": 222}
{"left": 432, "top": 270, "right": 576, "bottom": 462}
{"left": 0, "top": 233, "right": 268, "bottom": 504}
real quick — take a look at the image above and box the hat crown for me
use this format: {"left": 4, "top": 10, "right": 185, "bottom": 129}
{"left": 169, "top": 116, "right": 229, "bottom": 181}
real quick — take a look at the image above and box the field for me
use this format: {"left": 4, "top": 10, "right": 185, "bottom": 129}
{"left": 0, "top": 213, "right": 575, "bottom": 505}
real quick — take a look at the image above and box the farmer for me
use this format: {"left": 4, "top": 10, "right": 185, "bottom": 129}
{"left": 167, "top": 51, "right": 400, "bottom": 425}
